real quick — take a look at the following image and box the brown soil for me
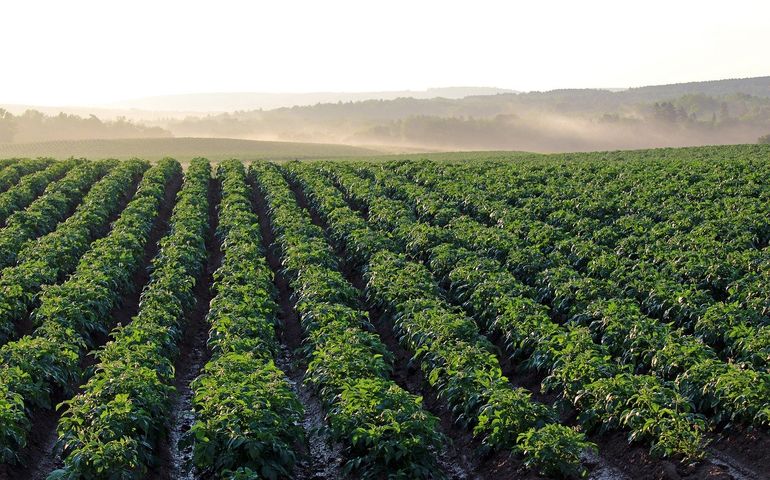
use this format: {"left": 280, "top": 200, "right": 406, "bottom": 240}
{"left": 708, "top": 427, "right": 770, "bottom": 479}
{"left": 374, "top": 172, "right": 769, "bottom": 480}
{"left": 285, "top": 174, "right": 488, "bottom": 479}
{"left": 0, "top": 170, "right": 183, "bottom": 480}
{"left": 150, "top": 177, "right": 222, "bottom": 480}
{"left": 585, "top": 430, "right": 766, "bottom": 480}
{"left": 250, "top": 175, "right": 347, "bottom": 480}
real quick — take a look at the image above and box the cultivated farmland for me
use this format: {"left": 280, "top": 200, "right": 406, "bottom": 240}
{"left": 0, "top": 144, "right": 769, "bottom": 479}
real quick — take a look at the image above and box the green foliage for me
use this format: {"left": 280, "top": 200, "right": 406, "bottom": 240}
{"left": 516, "top": 424, "right": 596, "bottom": 478}
{"left": 187, "top": 159, "right": 303, "bottom": 478}
{"left": 289, "top": 163, "right": 591, "bottom": 476}
{"left": 290, "top": 155, "right": 749, "bottom": 467}
{"left": 0, "top": 159, "right": 77, "bottom": 225}
{"left": 0, "top": 159, "right": 56, "bottom": 193}
{"left": 191, "top": 356, "right": 302, "bottom": 479}
{"left": 331, "top": 378, "right": 443, "bottom": 480}
{"left": 54, "top": 158, "right": 206, "bottom": 478}
{"left": 3, "top": 144, "right": 769, "bottom": 477}
{"left": 0, "top": 159, "right": 148, "bottom": 344}
{"left": 0, "top": 159, "right": 112, "bottom": 269}
{"left": 252, "top": 162, "right": 443, "bottom": 478}
{"left": 0, "top": 159, "right": 177, "bottom": 463}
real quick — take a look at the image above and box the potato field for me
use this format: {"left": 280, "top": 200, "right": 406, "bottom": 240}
{"left": 0, "top": 145, "right": 769, "bottom": 479}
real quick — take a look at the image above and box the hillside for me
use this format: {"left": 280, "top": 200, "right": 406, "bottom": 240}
{"left": 0, "top": 137, "right": 382, "bottom": 162}
{"left": 4, "top": 77, "right": 770, "bottom": 153}
{"left": 164, "top": 76, "right": 770, "bottom": 152}
{"left": 108, "top": 87, "right": 518, "bottom": 113}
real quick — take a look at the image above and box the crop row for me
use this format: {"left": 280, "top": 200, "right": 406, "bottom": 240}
{"left": 394, "top": 159, "right": 770, "bottom": 368}
{"left": 338, "top": 161, "right": 770, "bottom": 450}
{"left": 251, "top": 162, "right": 444, "bottom": 479}
{"left": 287, "top": 164, "right": 594, "bottom": 478}
{"left": 448, "top": 157, "right": 770, "bottom": 301}
{"left": 0, "top": 159, "right": 113, "bottom": 269}
{"left": 397, "top": 159, "right": 770, "bottom": 370}
{"left": 0, "top": 159, "right": 180, "bottom": 464}
{"left": 373, "top": 162, "right": 770, "bottom": 427}
{"left": 0, "top": 158, "right": 55, "bottom": 194}
{"left": 295, "top": 163, "right": 711, "bottom": 461}
{"left": 0, "top": 159, "right": 78, "bottom": 225}
{"left": 0, "top": 159, "right": 20, "bottom": 171}
{"left": 51, "top": 158, "right": 209, "bottom": 478}
{"left": 467, "top": 161, "right": 770, "bottom": 373}
{"left": 0, "top": 159, "right": 148, "bottom": 345}
{"left": 188, "top": 160, "right": 303, "bottom": 479}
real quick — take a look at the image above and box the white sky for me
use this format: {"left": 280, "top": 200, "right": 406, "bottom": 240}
{"left": 1, "top": 0, "right": 769, "bottom": 105}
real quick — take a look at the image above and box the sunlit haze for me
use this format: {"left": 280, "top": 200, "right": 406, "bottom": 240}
{"left": 2, "top": 0, "right": 769, "bottom": 106}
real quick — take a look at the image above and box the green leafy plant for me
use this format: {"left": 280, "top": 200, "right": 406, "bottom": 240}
{"left": 516, "top": 424, "right": 596, "bottom": 478}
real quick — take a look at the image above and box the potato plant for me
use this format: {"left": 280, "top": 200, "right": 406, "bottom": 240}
{"left": 380, "top": 159, "right": 770, "bottom": 430}
{"left": 0, "top": 159, "right": 77, "bottom": 225}
{"left": 0, "top": 159, "right": 113, "bottom": 268}
{"left": 290, "top": 165, "right": 593, "bottom": 478}
{"left": 52, "top": 158, "right": 208, "bottom": 478}
{"left": 251, "top": 162, "right": 443, "bottom": 479}
{"left": 0, "top": 159, "right": 179, "bottom": 464}
{"left": 0, "top": 158, "right": 55, "bottom": 194}
{"left": 0, "top": 146, "right": 766, "bottom": 478}
{"left": 0, "top": 159, "right": 148, "bottom": 345}
{"left": 188, "top": 159, "right": 304, "bottom": 479}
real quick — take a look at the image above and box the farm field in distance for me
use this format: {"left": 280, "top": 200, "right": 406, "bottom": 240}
{"left": 0, "top": 137, "right": 383, "bottom": 163}
{"left": 0, "top": 144, "right": 768, "bottom": 480}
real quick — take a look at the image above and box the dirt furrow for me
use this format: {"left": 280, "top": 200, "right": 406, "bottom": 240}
{"left": 2, "top": 171, "right": 183, "bottom": 480}
{"left": 285, "top": 175, "right": 490, "bottom": 479}
{"left": 708, "top": 429, "right": 770, "bottom": 480}
{"left": 151, "top": 177, "right": 222, "bottom": 480}
{"left": 404, "top": 174, "right": 770, "bottom": 480}
{"left": 318, "top": 173, "right": 642, "bottom": 480}
{"left": 249, "top": 176, "right": 346, "bottom": 480}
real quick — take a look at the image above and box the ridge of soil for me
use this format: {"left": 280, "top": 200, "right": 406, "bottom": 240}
{"left": 404, "top": 174, "right": 769, "bottom": 480}
{"left": 323, "top": 170, "right": 732, "bottom": 480}
{"left": 285, "top": 174, "right": 497, "bottom": 480}
{"left": 0, "top": 170, "right": 183, "bottom": 480}
{"left": 250, "top": 175, "right": 347, "bottom": 480}
{"left": 151, "top": 176, "right": 222, "bottom": 480}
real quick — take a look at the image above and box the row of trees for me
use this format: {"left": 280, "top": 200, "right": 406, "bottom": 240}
{"left": 0, "top": 109, "right": 171, "bottom": 143}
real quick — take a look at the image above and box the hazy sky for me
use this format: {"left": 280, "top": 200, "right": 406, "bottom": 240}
{"left": 2, "top": 0, "right": 769, "bottom": 105}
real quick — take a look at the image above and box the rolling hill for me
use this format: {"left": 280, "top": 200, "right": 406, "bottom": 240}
{"left": 0, "top": 137, "right": 383, "bottom": 162}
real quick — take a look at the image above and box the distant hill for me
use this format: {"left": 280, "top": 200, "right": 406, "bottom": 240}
{"left": 111, "top": 77, "right": 770, "bottom": 115}
{"left": 511, "top": 76, "right": 770, "bottom": 113}
{"left": 621, "top": 76, "right": 770, "bottom": 100}
{"left": 157, "top": 76, "right": 770, "bottom": 125}
{"left": 160, "top": 76, "right": 770, "bottom": 153}
{"left": 4, "top": 76, "right": 770, "bottom": 154}
{"left": 108, "top": 87, "right": 518, "bottom": 113}
{"left": 0, "top": 137, "right": 383, "bottom": 162}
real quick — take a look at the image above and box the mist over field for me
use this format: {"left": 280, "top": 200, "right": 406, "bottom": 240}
{"left": 2, "top": 76, "right": 770, "bottom": 153}
{"left": 2, "top": 1, "right": 770, "bottom": 154}
{"left": 5, "top": 2, "right": 770, "bottom": 479}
